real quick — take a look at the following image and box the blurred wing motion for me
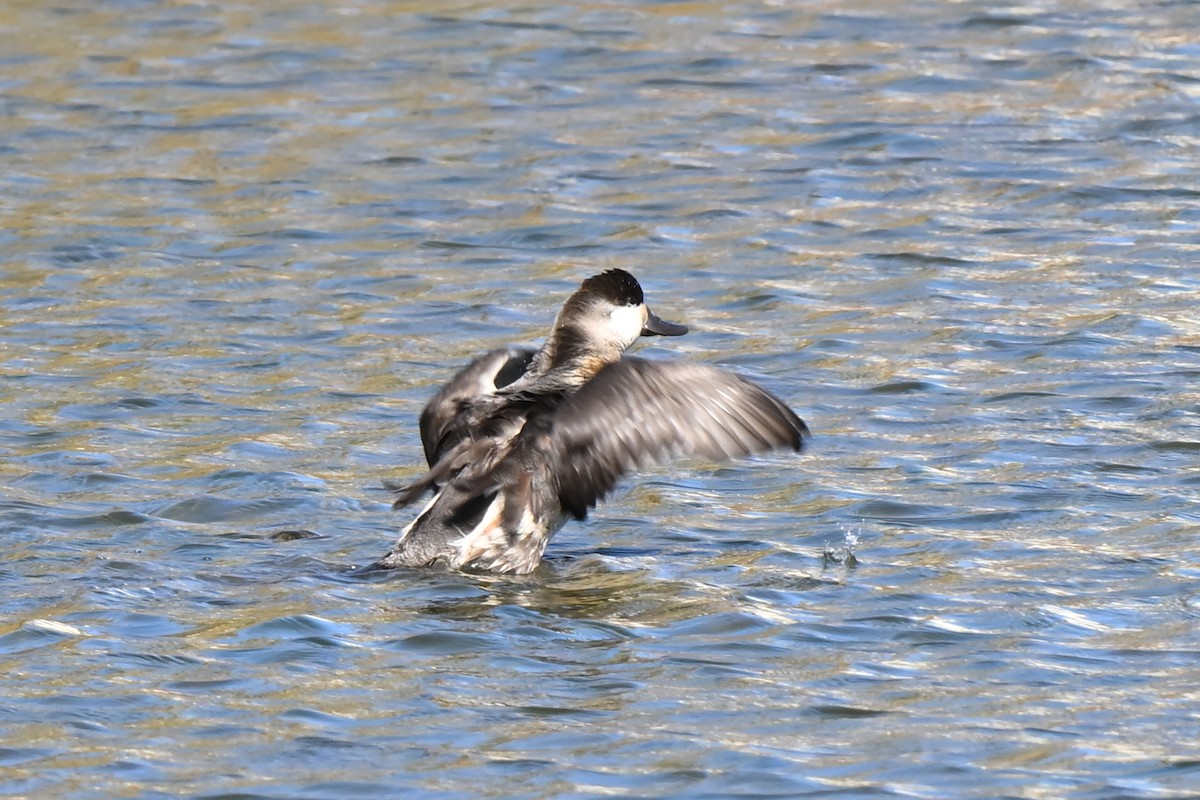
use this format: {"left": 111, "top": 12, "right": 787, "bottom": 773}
{"left": 542, "top": 357, "right": 809, "bottom": 519}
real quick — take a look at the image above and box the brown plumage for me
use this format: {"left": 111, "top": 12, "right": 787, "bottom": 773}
{"left": 366, "top": 270, "right": 809, "bottom": 575}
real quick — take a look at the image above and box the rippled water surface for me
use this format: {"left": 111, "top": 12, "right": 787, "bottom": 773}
{"left": 4, "top": 1, "right": 1200, "bottom": 798}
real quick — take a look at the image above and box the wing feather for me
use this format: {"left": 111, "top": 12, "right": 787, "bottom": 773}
{"left": 419, "top": 346, "right": 537, "bottom": 466}
{"left": 544, "top": 358, "right": 809, "bottom": 518}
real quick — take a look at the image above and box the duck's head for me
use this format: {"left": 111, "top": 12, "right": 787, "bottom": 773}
{"left": 547, "top": 269, "right": 688, "bottom": 368}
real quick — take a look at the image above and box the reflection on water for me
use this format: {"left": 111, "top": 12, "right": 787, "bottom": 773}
{"left": 3, "top": 0, "right": 1200, "bottom": 798}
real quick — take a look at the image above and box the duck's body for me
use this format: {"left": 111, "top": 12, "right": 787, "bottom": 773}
{"left": 371, "top": 269, "right": 809, "bottom": 574}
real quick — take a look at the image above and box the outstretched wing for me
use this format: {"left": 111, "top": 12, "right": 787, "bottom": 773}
{"left": 543, "top": 357, "right": 809, "bottom": 519}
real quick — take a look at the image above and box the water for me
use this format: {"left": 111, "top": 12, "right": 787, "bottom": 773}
{"left": 3, "top": 1, "right": 1200, "bottom": 797}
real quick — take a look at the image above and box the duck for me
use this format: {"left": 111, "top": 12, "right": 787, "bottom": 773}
{"left": 368, "top": 269, "right": 809, "bottom": 574}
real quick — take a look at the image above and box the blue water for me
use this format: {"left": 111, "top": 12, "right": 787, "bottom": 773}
{"left": 3, "top": 1, "right": 1200, "bottom": 798}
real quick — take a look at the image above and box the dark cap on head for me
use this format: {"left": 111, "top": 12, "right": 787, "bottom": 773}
{"left": 579, "top": 269, "right": 644, "bottom": 307}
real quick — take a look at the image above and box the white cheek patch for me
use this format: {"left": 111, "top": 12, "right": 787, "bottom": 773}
{"left": 609, "top": 303, "right": 647, "bottom": 346}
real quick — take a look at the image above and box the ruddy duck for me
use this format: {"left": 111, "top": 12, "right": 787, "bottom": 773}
{"left": 369, "top": 269, "right": 809, "bottom": 574}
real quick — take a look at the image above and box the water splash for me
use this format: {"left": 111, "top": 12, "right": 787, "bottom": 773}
{"left": 823, "top": 525, "right": 861, "bottom": 567}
